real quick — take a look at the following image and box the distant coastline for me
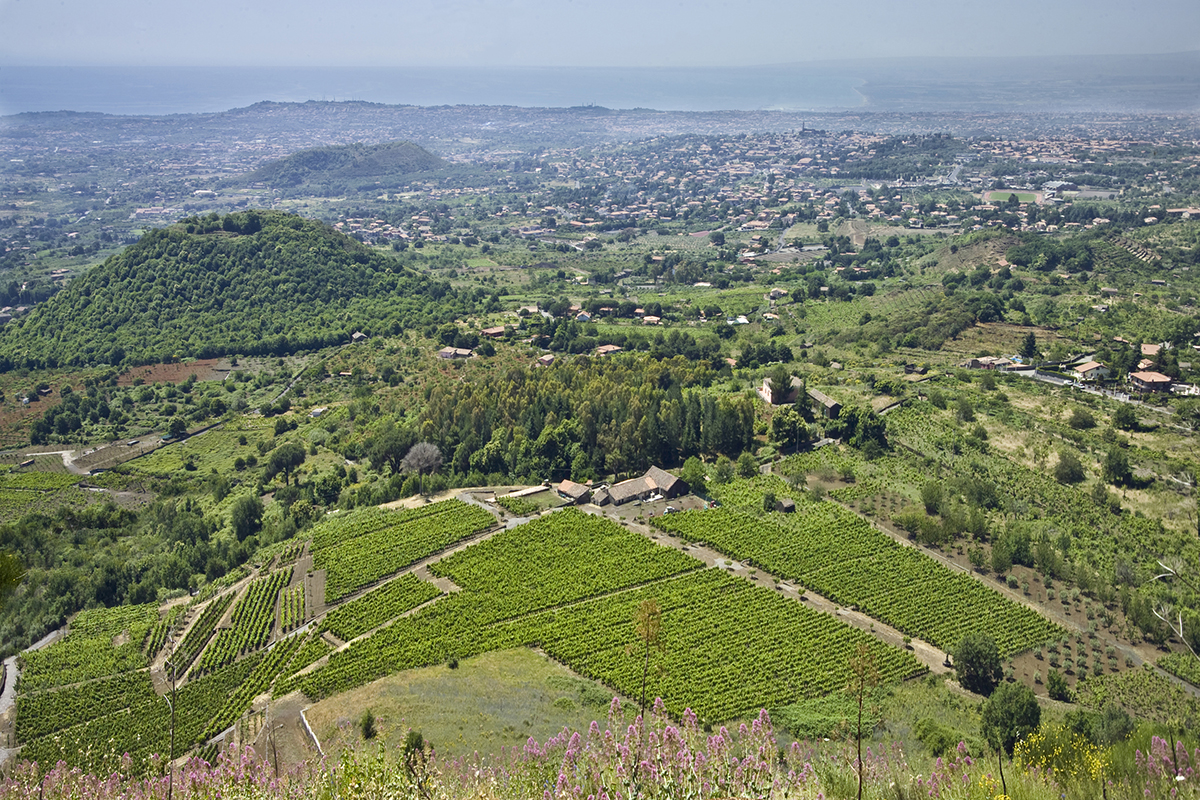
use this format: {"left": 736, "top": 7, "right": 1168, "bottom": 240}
{"left": 2, "top": 53, "right": 1196, "bottom": 118}
{"left": 0, "top": 65, "right": 866, "bottom": 117}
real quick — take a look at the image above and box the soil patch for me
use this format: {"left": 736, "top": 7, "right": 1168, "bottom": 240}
{"left": 117, "top": 358, "right": 226, "bottom": 386}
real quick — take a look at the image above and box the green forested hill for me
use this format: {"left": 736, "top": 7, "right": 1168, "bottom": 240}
{"left": 0, "top": 210, "right": 460, "bottom": 369}
{"left": 235, "top": 140, "right": 445, "bottom": 194}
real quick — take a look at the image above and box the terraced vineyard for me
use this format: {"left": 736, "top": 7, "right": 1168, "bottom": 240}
{"left": 312, "top": 499, "right": 495, "bottom": 602}
{"left": 279, "top": 582, "right": 306, "bottom": 633}
{"left": 652, "top": 506, "right": 1063, "bottom": 656}
{"left": 19, "top": 655, "right": 261, "bottom": 776}
{"left": 18, "top": 606, "right": 158, "bottom": 693}
{"left": 299, "top": 510, "right": 924, "bottom": 721}
{"left": 15, "top": 671, "right": 159, "bottom": 743}
{"left": 319, "top": 573, "right": 441, "bottom": 641}
{"left": 196, "top": 568, "right": 291, "bottom": 675}
{"left": 173, "top": 592, "right": 235, "bottom": 673}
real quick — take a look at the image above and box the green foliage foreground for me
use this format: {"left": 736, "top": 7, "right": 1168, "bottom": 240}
{"left": 3, "top": 707, "right": 1196, "bottom": 800}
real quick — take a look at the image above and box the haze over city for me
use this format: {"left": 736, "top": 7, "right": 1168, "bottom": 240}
{"left": 2, "top": 0, "right": 1198, "bottom": 67}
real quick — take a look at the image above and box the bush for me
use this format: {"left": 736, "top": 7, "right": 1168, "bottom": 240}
{"left": 1068, "top": 409, "right": 1095, "bottom": 430}
{"left": 954, "top": 633, "right": 1002, "bottom": 696}
{"left": 360, "top": 708, "right": 377, "bottom": 740}
{"left": 1046, "top": 668, "right": 1071, "bottom": 702}
{"left": 1054, "top": 449, "right": 1085, "bottom": 484}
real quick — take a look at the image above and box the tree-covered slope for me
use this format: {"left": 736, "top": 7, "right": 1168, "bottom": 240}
{"left": 0, "top": 210, "right": 459, "bottom": 368}
{"left": 235, "top": 140, "right": 444, "bottom": 194}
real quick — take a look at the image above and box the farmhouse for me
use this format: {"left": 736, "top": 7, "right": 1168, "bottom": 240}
{"left": 1130, "top": 370, "right": 1172, "bottom": 392}
{"left": 437, "top": 347, "right": 473, "bottom": 360}
{"left": 607, "top": 466, "right": 689, "bottom": 506}
{"left": 535, "top": 354, "right": 555, "bottom": 367}
{"left": 807, "top": 388, "right": 842, "bottom": 419}
{"left": 481, "top": 326, "right": 507, "bottom": 338}
{"left": 595, "top": 344, "right": 622, "bottom": 357}
{"left": 759, "top": 375, "right": 802, "bottom": 405}
{"left": 556, "top": 479, "right": 592, "bottom": 505}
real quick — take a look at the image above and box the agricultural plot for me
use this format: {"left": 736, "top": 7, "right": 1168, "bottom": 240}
{"left": 653, "top": 506, "right": 1062, "bottom": 656}
{"left": 15, "top": 671, "right": 158, "bottom": 743}
{"left": 142, "top": 604, "right": 185, "bottom": 659}
{"left": 313, "top": 499, "right": 495, "bottom": 602}
{"left": 172, "top": 592, "right": 234, "bottom": 673}
{"left": 319, "top": 573, "right": 441, "bottom": 641}
{"left": 18, "top": 606, "right": 159, "bottom": 693}
{"left": 201, "top": 634, "right": 305, "bottom": 740}
{"left": 429, "top": 508, "right": 700, "bottom": 623}
{"left": 522, "top": 569, "right": 925, "bottom": 722}
{"left": 125, "top": 423, "right": 274, "bottom": 477}
{"left": 196, "top": 568, "right": 291, "bottom": 675}
{"left": 300, "top": 511, "right": 924, "bottom": 722}
{"left": 19, "top": 654, "right": 261, "bottom": 776}
{"left": 279, "top": 582, "right": 306, "bottom": 633}
{"left": 0, "top": 468, "right": 85, "bottom": 521}
{"left": 710, "top": 474, "right": 815, "bottom": 513}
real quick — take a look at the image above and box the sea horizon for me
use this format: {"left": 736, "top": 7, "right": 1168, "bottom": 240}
{"left": 0, "top": 65, "right": 868, "bottom": 118}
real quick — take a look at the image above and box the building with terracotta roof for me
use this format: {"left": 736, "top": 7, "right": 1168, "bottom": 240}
{"left": 606, "top": 466, "right": 689, "bottom": 506}
{"left": 1130, "top": 370, "right": 1171, "bottom": 392}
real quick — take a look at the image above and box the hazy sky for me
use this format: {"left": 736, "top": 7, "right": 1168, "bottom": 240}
{"left": 2, "top": 0, "right": 1198, "bottom": 67}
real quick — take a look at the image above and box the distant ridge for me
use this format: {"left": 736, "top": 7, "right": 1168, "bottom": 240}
{"left": 233, "top": 140, "right": 444, "bottom": 195}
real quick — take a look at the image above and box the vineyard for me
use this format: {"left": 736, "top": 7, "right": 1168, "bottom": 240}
{"left": 279, "top": 582, "right": 306, "bottom": 632}
{"left": 17, "top": 605, "right": 158, "bottom": 693}
{"left": 19, "top": 654, "right": 261, "bottom": 776}
{"left": 312, "top": 499, "right": 495, "bottom": 602}
{"left": 196, "top": 568, "right": 291, "bottom": 675}
{"left": 296, "top": 509, "right": 925, "bottom": 721}
{"left": 172, "top": 592, "right": 235, "bottom": 673}
{"left": 319, "top": 573, "right": 441, "bottom": 641}
{"left": 15, "top": 671, "right": 158, "bottom": 743}
{"left": 200, "top": 634, "right": 305, "bottom": 740}
{"left": 652, "top": 506, "right": 1063, "bottom": 656}
{"left": 1157, "top": 652, "right": 1200, "bottom": 689}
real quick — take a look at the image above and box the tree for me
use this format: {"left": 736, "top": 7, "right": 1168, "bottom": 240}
{"left": 712, "top": 455, "right": 735, "bottom": 485}
{"left": 229, "top": 495, "right": 263, "bottom": 542}
{"left": 770, "top": 405, "right": 807, "bottom": 451}
{"left": 1068, "top": 408, "right": 1095, "bottom": 430}
{"left": 953, "top": 633, "right": 1002, "bottom": 696}
{"left": 981, "top": 680, "right": 1041, "bottom": 756}
{"left": 736, "top": 451, "right": 758, "bottom": 478}
{"left": 1019, "top": 331, "right": 1038, "bottom": 361}
{"left": 1046, "top": 668, "right": 1071, "bottom": 702}
{"left": 1053, "top": 449, "right": 1086, "bottom": 484}
{"left": 1112, "top": 404, "right": 1137, "bottom": 431}
{"left": 767, "top": 364, "right": 792, "bottom": 404}
{"left": 921, "top": 481, "right": 943, "bottom": 514}
{"left": 360, "top": 708, "right": 377, "bottom": 740}
{"left": 680, "top": 456, "right": 706, "bottom": 494}
{"left": 268, "top": 441, "right": 306, "bottom": 486}
{"left": 1102, "top": 445, "right": 1132, "bottom": 487}
{"left": 981, "top": 681, "right": 1041, "bottom": 798}
{"left": 0, "top": 552, "right": 24, "bottom": 601}
{"left": 402, "top": 442, "right": 443, "bottom": 475}
{"left": 167, "top": 417, "right": 188, "bottom": 438}
{"left": 366, "top": 419, "right": 414, "bottom": 475}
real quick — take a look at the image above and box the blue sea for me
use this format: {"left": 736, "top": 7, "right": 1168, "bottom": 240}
{"left": 0, "top": 65, "right": 866, "bottom": 117}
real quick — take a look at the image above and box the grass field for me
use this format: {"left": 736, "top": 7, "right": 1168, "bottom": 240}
{"left": 305, "top": 647, "right": 617, "bottom": 758}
